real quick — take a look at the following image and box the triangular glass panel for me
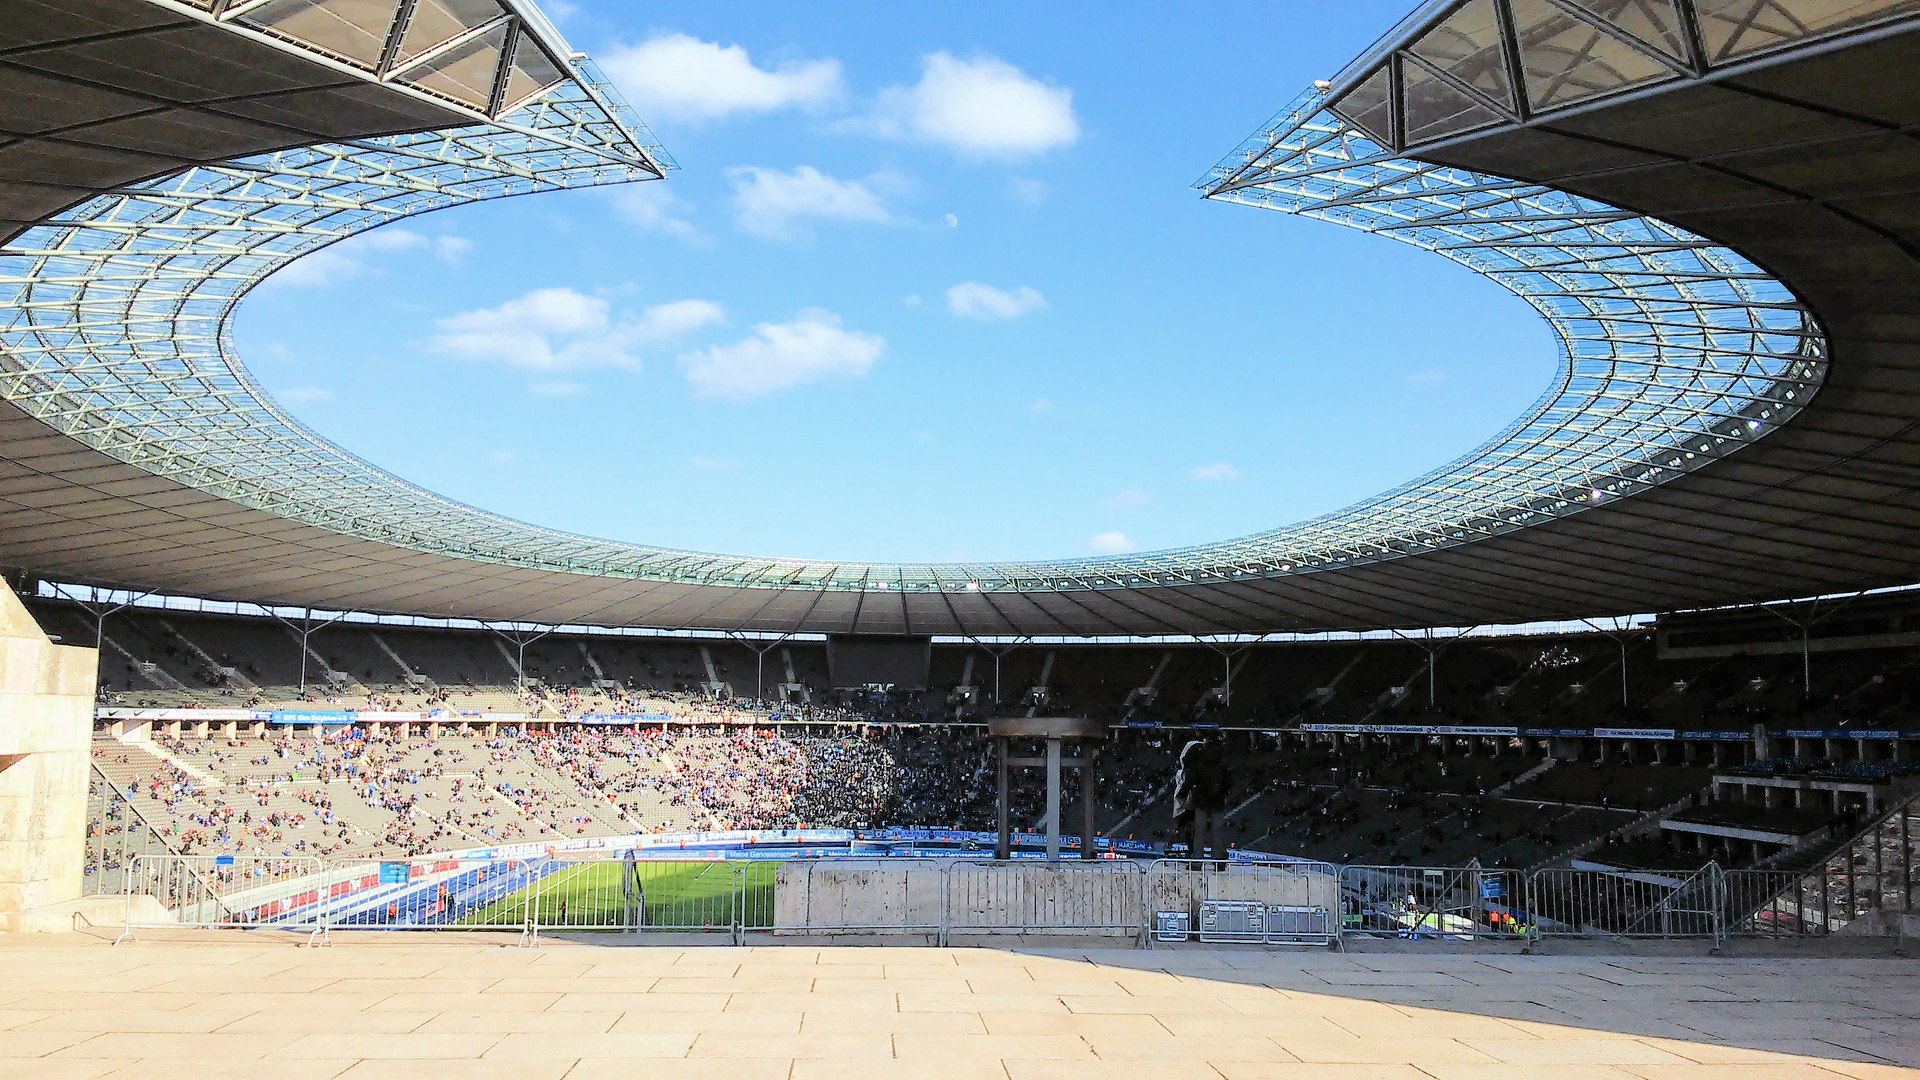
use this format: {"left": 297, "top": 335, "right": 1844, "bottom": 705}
{"left": 392, "top": 0, "right": 508, "bottom": 70}
{"left": 237, "top": 0, "right": 405, "bottom": 70}
{"left": 1510, "top": 0, "right": 1677, "bottom": 110}
{"left": 1695, "top": 0, "right": 1920, "bottom": 63}
{"left": 1409, "top": 0, "right": 1516, "bottom": 113}
{"left": 497, "top": 34, "right": 569, "bottom": 116}
{"left": 1559, "top": 0, "right": 1690, "bottom": 63}
{"left": 1328, "top": 64, "right": 1395, "bottom": 148}
{"left": 399, "top": 20, "right": 508, "bottom": 110}
{"left": 1399, "top": 54, "right": 1502, "bottom": 144}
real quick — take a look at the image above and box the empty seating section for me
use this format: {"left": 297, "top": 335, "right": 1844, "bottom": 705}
{"left": 52, "top": 597, "right": 1920, "bottom": 740}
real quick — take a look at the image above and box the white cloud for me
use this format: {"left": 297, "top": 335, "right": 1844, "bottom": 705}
{"left": 680, "top": 308, "right": 883, "bottom": 401}
{"left": 1191, "top": 462, "right": 1241, "bottom": 481}
{"left": 599, "top": 34, "right": 841, "bottom": 124}
{"left": 357, "top": 228, "right": 427, "bottom": 252}
{"left": 729, "top": 165, "right": 889, "bottom": 241}
{"left": 266, "top": 246, "right": 362, "bottom": 288}
{"left": 637, "top": 298, "right": 729, "bottom": 339}
{"left": 1030, "top": 398, "right": 1053, "bottom": 414}
{"left": 276, "top": 386, "right": 332, "bottom": 404}
{"left": 1103, "top": 490, "right": 1150, "bottom": 510}
{"left": 610, "top": 183, "right": 705, "bottom": 244}
{"left": 265, "top": 227, "right": 469, "bottom": 287}
{"left": 947, "top": 282, "right": 1047, "bottom": 320}
{"left": 871, "top": 53, "right": 1078, "bottom": 156}
{"left": 1087, "top": 531, "right": 1135, "bottom": 555}
{"left": 529, "top": 381, "right": 586, "bottom": 396}
{"left": 431, "top": 287, "right": 723, "bottom": 373}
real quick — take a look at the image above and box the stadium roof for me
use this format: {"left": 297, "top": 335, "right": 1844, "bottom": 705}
{"left": 2, "top": 0, "right": 1919, "bottom": 636}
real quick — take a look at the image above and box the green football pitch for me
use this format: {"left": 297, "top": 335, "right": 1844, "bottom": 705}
{"left": 464, "top": 859, "right": 777, "bottom": 930}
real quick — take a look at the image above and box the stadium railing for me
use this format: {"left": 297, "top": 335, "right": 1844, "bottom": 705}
{"left": 85, "top": 763, "right": 179, "bottom": 899}
{"left": 1526, "top": 864, "right": 1722, "bottom": 941}
{"left": 101, "top": 792, "right": 1914, "bottom": 947}
{"left": 1724, "top": 790, "right": 1918, "bottom": 940}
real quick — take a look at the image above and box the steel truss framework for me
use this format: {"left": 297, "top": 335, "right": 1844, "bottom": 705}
{"left": 164, "top": 0, "right": 592, "bottom": 123}
{"left": 1317, "top": 0, "right": 1920, "bottom": 154}
{"left": 0, "top": 0, "right": 1897, "bottom": 611}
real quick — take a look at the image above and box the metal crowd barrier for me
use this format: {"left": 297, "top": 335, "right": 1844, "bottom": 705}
{"left": 320, "top": 854, "right": 556, "bottom": 932}
{"left": 1527, "top": 865, "right": 1720, "bottom": 940}
{"left": 118, "top": 853, "right": 328, "bottom": 945}
{"left": 1148, "top": 858, "right": 1340, "bottom": 948}
{"left": 1338, "top": 864, "right": 1530, "bottom": 941}
{"left": 522, "top": 853, "right": 775, "bottom": 944}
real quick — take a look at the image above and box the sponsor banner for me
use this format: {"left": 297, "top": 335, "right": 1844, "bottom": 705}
{"left": 1298, "top": 723, "right": 1519, "bottom": 737}
{"left": 577, "top": 713, "right": 674, "bottom": 725}
{"left": 1593, "top": 727, "right": 1676, "bottom": 740}
{"left": 356, "top": 711, "right": 421, "bottom": 723}
{"left": 268, "top": 710, "right": 354, "bottom": 725}
{"left": 417, "top": 825, "right": 1172, "bottom": 867}
{"left": 1229, "top": 848, "right": 1327, "bottom": 866}
{"left": 1783, "top": 728, "right": 1905, "bottom": 740}
{"left": 1522, "top": 728, "right": 1591, "bottom": 738}
{"left": 95, "top": 707, "right": 257, "bottom": 722}
{"left": 1679, "top": 730, "right": 1754, "bottom": 740}
{"left": 1125, "top": 720, "right": 1160, "bottom": 728}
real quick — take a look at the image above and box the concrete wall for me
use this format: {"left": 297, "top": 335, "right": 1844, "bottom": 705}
{"left": 775, "top": 860, "right": 948, "bottom": 935}
{"left": 0, "top": 586, "right": 98, "bottom": 918}
{"left": 773, "top": 859, "right": 1341, "bottom": 938}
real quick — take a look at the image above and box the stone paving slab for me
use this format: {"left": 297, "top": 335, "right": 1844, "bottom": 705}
{"left": 0, "top": 932, "right": 1913, "bottom": 1079}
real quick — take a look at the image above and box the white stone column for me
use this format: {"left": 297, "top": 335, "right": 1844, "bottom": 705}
{"left": 0, "top": 586, "right": 98, "bottom": 917}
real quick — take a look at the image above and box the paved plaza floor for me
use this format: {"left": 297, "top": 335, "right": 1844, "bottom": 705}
{"left": 0, "top": 931, "right": 1914, "bottom": 1079}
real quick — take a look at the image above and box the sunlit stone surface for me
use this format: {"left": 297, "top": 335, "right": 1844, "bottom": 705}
{"left": 0, "top": 935, "right": 1912, "bottom": 1078}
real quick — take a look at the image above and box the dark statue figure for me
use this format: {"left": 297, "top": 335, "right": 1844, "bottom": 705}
{"left": 1172, "top": 737, "right": 1232, "bottom": 867}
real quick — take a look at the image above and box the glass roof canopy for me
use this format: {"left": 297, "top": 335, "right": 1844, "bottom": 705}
{"left": 0, "top": 0, "right": 1848, "bottom": 602}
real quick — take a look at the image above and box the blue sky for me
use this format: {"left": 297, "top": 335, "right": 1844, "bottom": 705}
{"left": 235, "top": 0, "right": 1555, "bottom": 564}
